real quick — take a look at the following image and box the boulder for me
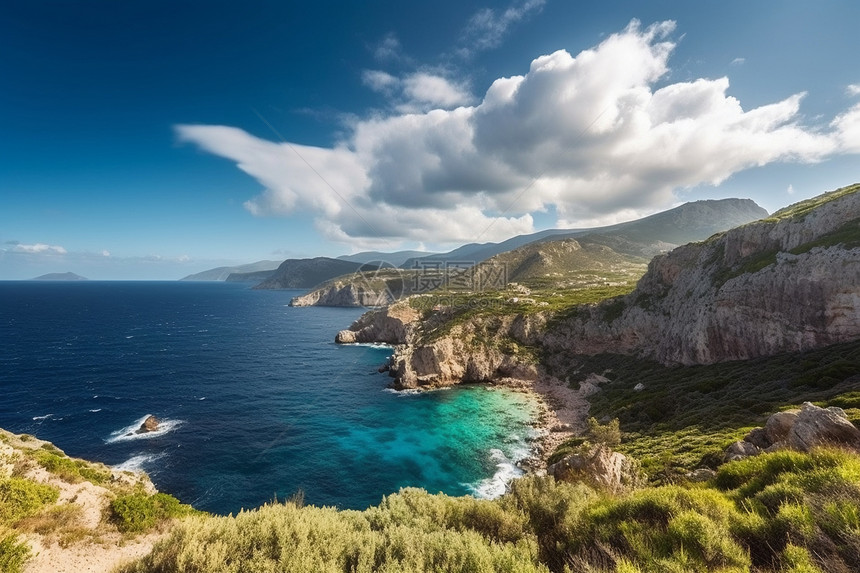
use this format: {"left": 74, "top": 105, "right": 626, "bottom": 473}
{"left": 548, "top": 444, "right": 641, "bottom": 493}
{"left": 725, "top": 440, "right": 760, "bottom": 462}
{"left": 765, "top": 410, "right": 799, "bottom": 445}
{"left": 136, "top": 415, "right": 159, "bottom": 434}
{"left": 743, "top": 427, "right": 771, "bottom": 449}
{"left": 787, "top": 402, "right": 860, "bottom": 452}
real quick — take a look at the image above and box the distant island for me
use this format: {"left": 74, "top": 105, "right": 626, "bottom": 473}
{"left": 32, "top": 272, "right": 88, "bottom": 281}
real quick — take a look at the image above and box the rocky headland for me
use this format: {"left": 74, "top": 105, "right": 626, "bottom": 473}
{"left": 338, "top": 184, "right": 859, "bottom": 390}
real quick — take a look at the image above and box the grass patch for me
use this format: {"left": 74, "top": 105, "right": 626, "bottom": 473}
{"left": 770, "top": 183, "right": 860, "bottom": 221}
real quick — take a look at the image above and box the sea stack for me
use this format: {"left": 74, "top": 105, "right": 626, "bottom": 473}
{"left": 136, "top": 415, "right": 159, "bottom": 434}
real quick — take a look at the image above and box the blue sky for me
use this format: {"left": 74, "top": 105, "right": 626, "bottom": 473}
{"left": 1, "top": 1, "right": 859, "bottom": 279}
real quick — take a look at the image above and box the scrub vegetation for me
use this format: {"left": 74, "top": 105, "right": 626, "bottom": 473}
{"left": 114, "top": 448, "right": 860, "bottom": 573}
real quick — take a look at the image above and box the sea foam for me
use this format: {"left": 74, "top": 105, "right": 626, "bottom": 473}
{"left": 466, "top": 448, "right": 525, "bottom": 499}
{"left": 114, "top": 452, "right": 166, "bottom": 473}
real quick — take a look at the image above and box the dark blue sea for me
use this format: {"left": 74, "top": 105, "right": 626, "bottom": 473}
{"left": 0, "top": 281, "right": 538, "bottom": 514}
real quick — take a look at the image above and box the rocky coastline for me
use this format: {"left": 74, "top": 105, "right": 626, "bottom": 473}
{"left": 334, "top": 185, "right": 860, "bottom": 473}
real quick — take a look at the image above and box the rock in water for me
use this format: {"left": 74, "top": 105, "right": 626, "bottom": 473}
{"left": 335, "top": 330, "right": 357, "bottom": 343}
{"left": 136, "top": 415, "right": 159, "bottom": 434}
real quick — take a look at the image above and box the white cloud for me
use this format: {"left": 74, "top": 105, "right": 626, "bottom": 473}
{"left": 787, "top": 184, "right": 795, "bottom": 195}
{"left": 13, "top": 243, "right": 67, "bottom": 255}
{"left": 101, "top": 250, "right": 111, "bottom": 257}
{"left": 399, "top": 73, "right": 473, "bottom": 111}
{"left": 362, "top": 70, "right": 473, "bottom": 112}
{"left": 847, "top": 84, "right": 860, "bottom": 96}
{"left": 362, "top": 70, "right": 399, "bottom": 94}
{"left": 178, "top": 19, "right": 857, "bottom": 248}
{"left": 460, "top": 0, "right": 546, "bottom": 56}
{"left": 830, "top": 102, "right": 860, "bottom": 153}
{"left": 730, "top": 57, "right": 746, "bottom": 66}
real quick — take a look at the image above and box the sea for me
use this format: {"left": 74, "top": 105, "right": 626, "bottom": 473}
{"left": 0, "top": 281, "right": 539, "bottom": 514}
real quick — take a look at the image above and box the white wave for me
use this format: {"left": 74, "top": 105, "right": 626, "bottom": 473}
{"left": 106, "top": 414, "right": 183, "bottom": 443}
{"left": 113, "top": 452, "right": 166, "bottom": 473}
{"left": 466, "top": 448, "right": 525, "bottom": 499}
{"left": 89, "top": 409, "right": 102, "bottom": 413}
{"left": 32, "top": 414, "right": 54, "bottom": 421}
{"left": 125, "top": 335, "right": 134, "bottom": 339}
{"left": 382, "top": 388, "right": 422, "bottom": 397}
{"left": 381, "top": 386, "right": 454, "bottom": 397}
{"left": 351, "top": 342, "right": 393, "bottom": 349}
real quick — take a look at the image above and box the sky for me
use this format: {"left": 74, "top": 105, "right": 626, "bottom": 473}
{"left": 1, "top": 1, "right": 859, "bottom": 280}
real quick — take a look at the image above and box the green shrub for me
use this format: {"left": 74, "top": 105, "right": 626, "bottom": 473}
{"left": 0, "top": 477, "right": 59, "bottom": 525}
{"left": 588, "top": 417, "right": 621, "bottom": 447}
{"left": 110, "top": 491, "right": 197, "bottom": 533}
{"left": 119, "top": 497, "right": 548, "bottom": 573}
{"left": 0, "top": 531, "right": 30, "bottom": 573}
{"left": 33, "top": 450, "right": 111, "bottom": 485}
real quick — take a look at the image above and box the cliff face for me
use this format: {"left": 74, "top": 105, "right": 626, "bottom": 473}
{"left": 337, "top": 185, "right": 859, "bottom": 387}
{"left": 544, "top": 184, "right": 860, "bottom": 364}
{"left": 387, "top": 314, "right": 544, "bottom": 389}
{"left": 291, "top": 282, "right": 393, "bottom": 307}
{"left": 334, "top": 300, "right": 420, "bottom": 343}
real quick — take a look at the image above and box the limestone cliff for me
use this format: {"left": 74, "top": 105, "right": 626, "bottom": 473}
{"left": 386, "top": 314, "right": 543, "bottom": 389}
{"left": 337, "top": 184, "right": 860, "bottom": 387}
{"left": 334, "top": 300, "right": 421, "bottom": 344}
{"left": 291, "top": 281, "right": 393, "bottom": 307}
{"left": 543, "top": 183, "right": 860, "bottom": 364}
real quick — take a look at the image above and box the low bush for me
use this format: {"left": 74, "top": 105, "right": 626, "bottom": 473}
{"left": 0, "top": 529, "right": 30, "bottom": 573}
{"left": 119, "top": 450, "right": 860, "bottom": 573}
{"left": 33, "top": 449, "right": 112, "bottom": 485}
{"left": 110, "top": 491, "right": 197, "bottom": 533}
{"left": 0, "top": 477, "right": 59, "bottom": 525}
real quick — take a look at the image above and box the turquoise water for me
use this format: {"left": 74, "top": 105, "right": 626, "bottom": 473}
{"left": 0, "top": 281, "right": 539, "bottom": 513}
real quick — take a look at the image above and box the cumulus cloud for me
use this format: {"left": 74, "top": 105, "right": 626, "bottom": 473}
{"left": 847, "top": 84, "right": 860, "bottom": 96}
{"left": 178, "top": 20, "right": 857, "bottom": 247}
